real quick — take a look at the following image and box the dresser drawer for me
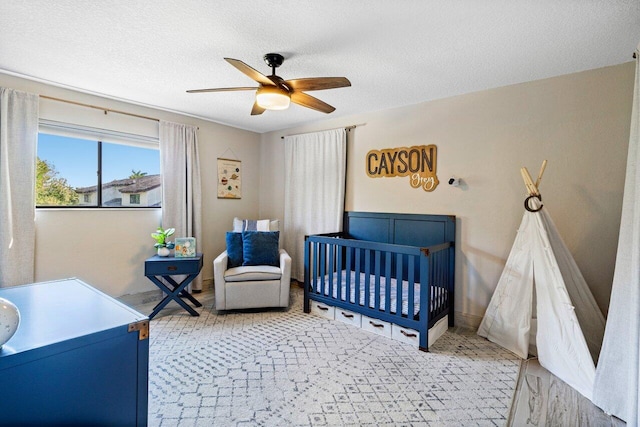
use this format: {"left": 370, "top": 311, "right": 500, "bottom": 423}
{"left": 145, "top": 255, "right": 203, "bottom": 276}
{"left": 335, "top": 308, "right": 361, "bottom": 327}
{"left": 361, "top": 315, "right": 392, "bottom": 338}
{"left": 310, "top": 301, "right": 335, "bottom": 320}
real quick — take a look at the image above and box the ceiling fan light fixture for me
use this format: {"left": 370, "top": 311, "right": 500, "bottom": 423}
{"left": 256, "top": 86, "right": 290, "bottom": 110}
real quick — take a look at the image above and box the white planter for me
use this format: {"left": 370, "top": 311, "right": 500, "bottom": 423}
{"left": 0, "top": 297, "right": 20, "bottom": 348}
{"left": 157, "top": 247, "right": 170, "bottom": 257}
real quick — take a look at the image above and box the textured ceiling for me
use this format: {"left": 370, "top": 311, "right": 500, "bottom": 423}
{"left": 1, "top": 1, "right": 639, "bottom": 133}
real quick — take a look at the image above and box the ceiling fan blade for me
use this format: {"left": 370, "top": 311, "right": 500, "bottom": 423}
{"left": 186, "top": 87, "right": 257, "bottom": 93}
{"left": 290, "top": 92, "right": 336, "bottom": 114}
{"left": 285, "top": 77, "right": 351, "bottom": 92}
{"left": 251, "top": 101, "right": 265, "bottom": 116}
{"left": 224, "top": 58, "right": 275, "bottom": 86}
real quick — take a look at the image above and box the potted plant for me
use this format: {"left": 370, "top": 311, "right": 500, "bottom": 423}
{"left": 151, "top": 227, "right": 175, "bottom": 256}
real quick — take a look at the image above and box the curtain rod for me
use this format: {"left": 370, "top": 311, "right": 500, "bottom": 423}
{"left": 40, "top": 95, "right": 159, "bottom": 122}
{"left": 280, "top": 124, "right": 364, "bottom": 139}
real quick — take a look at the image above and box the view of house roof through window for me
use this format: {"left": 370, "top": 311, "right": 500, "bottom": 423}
{"left": 36, "top": 132, "right": 161, "bottom": 208}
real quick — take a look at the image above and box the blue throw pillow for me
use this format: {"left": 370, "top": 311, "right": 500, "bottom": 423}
{"left": 242, "top": 231, "right": 280, "bottom": 267}
{"left": 226, "top": 232, "right": 244, "bottom": 268}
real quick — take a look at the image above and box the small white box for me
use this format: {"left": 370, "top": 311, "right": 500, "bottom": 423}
{"left": 335, "top": 309, "right": 361, "bottom": 328}
{"left": 310, "top": 302, "right": 335, "bottom": 320}
{"left": 361, "top": 315, "right": 391, "bottom": 338}
{"left": 392, "top": 325, "right": 420, "bottom": 347}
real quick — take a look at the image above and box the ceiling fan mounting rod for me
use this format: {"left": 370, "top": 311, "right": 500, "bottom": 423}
{"left": 264, "top": 53, "right": 284, "bottom": 76}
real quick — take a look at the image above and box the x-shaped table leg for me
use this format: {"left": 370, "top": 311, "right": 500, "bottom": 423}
{"left": 147, "top": 273, "right": 203, "bottom": 319}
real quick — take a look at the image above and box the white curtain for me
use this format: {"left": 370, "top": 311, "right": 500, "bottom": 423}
{"left": 593, "top": 46, "right": 640, "bottom": 423}
{"left": 159, "top": 121, "right": 203, "bottom": 291}
{"left": 0, "top": 88, "right": 39, "bottom": 287}
{"left": 284, "top": 129, "right": 347, "bottom": 280}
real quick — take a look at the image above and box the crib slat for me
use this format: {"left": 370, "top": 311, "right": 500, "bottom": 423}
{"left": 364, "top": 249, "right": 371, "bottom": 310}
{"left": 374, "top": 250, "right": 381, "bottom": 311}
{"left": 396, "top": 254, "right": 403, "bottom": 317}
{"left": 385, "top": 253, "right": 392, "bottom": 316}
{"left": 434, "top": 251, "right": 439, "bottom": 315}
{"left": 346, "top": 247, "right": 352, "bottom": 304}
{"left": 431, "top": 252, "right": 437, "bottom": 317}
{"left": 439, "top": 251, "right": 445, "bottom": 315}
{"left": 355, "top": 247, "right": 361, "bottom": 306}
{"left": 441, "top": 250, "right": 447, "bottom": 315}
{"left": 328, "top": 244, "right": 335, "bottom": 300}
{"left": 408, "top": 255, "right": 415, "bottom": 319}
{"left": 333, "top": 242, "right": 342, "bottom": 301}
{"left": 436, "top": 252, "right": 442, "bottom": 317}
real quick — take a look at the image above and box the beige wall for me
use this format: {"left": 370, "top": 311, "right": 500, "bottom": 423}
{"left": 0, "top": 72, "right": 261, "bottom": 297}
{"left": 259, "top": 63, "right": 635, "bottom": 326}
{"left": 2, "top": 61, "right": 633, "bottom": 311}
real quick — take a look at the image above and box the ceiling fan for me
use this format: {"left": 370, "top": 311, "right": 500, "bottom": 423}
{"left": 187, "top": 53, "right": 351, "bottom": 115}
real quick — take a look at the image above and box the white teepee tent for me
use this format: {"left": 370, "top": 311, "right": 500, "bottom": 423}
{"left": 478, "top": 162, "right": 606, "bottom": 401}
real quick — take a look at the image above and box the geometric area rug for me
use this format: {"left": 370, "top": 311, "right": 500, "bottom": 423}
{"left": 147, "top": 288, "right": 520, "bottom": 426}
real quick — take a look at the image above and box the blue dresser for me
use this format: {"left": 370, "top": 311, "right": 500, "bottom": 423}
{"left": 0, "top": 278, "right": 149, "bottom": 426}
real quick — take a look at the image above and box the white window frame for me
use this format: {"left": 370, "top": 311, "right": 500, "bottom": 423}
{"left": 37, "top": 119, "right": 161, "bottom": 209}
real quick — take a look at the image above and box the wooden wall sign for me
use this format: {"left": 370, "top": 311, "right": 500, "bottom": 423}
{"left": 366, "top": 145, "right": 439, "bottom": 191}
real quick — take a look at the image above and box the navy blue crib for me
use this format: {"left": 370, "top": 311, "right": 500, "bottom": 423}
{"left": 304, "top": 212, "right": 455, "bottom": 351}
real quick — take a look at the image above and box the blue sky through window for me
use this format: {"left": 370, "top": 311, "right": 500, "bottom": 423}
{"left": 38, "top": 133, "right": 160, "bottom": 188}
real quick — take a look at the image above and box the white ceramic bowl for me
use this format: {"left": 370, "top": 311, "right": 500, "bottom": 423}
{"left": 0, "top": 297, "right": 20, "bottom": 348}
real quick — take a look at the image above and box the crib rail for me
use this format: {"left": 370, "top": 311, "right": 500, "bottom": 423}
{"left": 304, "top": 234, "right": 454, "bottom": 333}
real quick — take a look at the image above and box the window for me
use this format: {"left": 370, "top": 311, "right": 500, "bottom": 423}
{"left": 36, "top": 126, "right": 161, "bottom": 208}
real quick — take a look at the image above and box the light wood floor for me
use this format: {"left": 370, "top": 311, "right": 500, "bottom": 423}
{"left": 507, "top": 358, "right": 625, "bottom": 426}
{"left": 123, "top": 289, "right": 625, "bottom": 426}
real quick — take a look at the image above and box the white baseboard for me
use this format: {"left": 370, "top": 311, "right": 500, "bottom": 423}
{"left": 454, "top": 311, "right": 483, "bottom": 330}
{"left": 117, "top": 289, "right": 163, "bottom": 306}
{"left": 202, "top": 277, "right": 213, "bottom": 290}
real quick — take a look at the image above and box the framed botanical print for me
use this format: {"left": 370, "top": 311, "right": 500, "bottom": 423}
{"left": 217, "top": 158, "right": 242, "bottom": 199}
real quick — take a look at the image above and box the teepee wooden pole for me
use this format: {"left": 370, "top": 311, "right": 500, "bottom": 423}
{"left": 535, "top": 160, "right": 548, "bottom": 189}
{"left": 521, "top": 167, "right": 539, "bottom": 196}
{"left": 520, "top": 168, "right": 532, "bottom": 195}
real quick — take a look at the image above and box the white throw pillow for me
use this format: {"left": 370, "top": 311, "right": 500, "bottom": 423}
{"left": 233, "top": 217, "right": 279, "bottom": 232}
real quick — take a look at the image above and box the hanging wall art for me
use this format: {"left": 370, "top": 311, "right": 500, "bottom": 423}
{"left": 217, "top": 158, "right": 242, "bottom": 199}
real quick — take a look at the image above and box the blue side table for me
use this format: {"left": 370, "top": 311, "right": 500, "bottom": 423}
{"left": 144, "top": 253, "right": 204, "bottom": 319}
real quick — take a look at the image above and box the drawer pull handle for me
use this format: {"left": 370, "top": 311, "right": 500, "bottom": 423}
{"left": 317, "top": 306, "right": 329, "bottom": 311}
{"left": 341, "top": 312, "right": 354, "bottom": 319}
{"left": 167, "top": 266, "right": 178, "bottom": 271}
{"left": 369, "top": 321, "right": 385, "bottom": 328}
{"left": 401, "top": 330, "right": 417, "bottom": 338}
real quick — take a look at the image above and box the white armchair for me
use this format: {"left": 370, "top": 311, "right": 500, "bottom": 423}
{"left": 213, "top": 248, "right": 291, "bottom": 311}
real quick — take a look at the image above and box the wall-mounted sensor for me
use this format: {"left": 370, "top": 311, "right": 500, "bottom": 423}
{"left": 448, "top": 177, "right": 460, "bottom": 187}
